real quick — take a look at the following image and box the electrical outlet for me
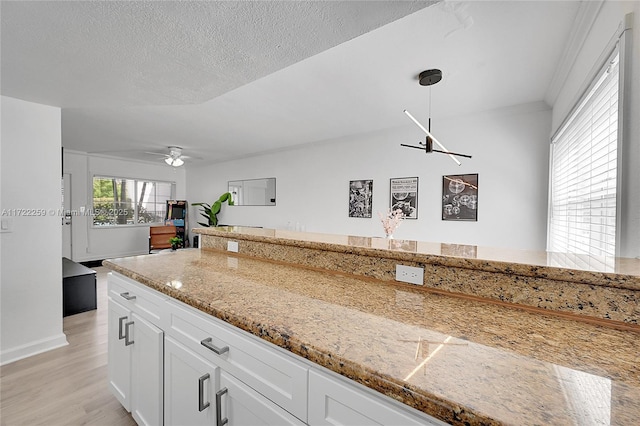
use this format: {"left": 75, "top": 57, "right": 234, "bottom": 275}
{"left": 227, "top": 240, "right": 239, "bottom": 253}
{"left": 395, "top": 264, "right": 424, "bottom": 285}
{"left": 0, "top": 218, "right": 11, "bottom": 232}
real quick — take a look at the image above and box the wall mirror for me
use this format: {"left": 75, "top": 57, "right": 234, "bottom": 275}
{"left": 228, "top": 178, "right": 276, "bottom": 206}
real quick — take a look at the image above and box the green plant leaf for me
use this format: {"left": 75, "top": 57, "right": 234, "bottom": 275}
{"left": 212, "top": 201, "right": 222, "bottom": 215}
{"left": 195, "top": 194, "right": 233, "bottom": 228}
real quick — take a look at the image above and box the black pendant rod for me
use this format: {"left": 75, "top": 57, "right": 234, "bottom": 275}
{"left": 431, "top": 149, "right": 472, "bottom": 159}
{"left": 399, "top": 144, "right": 472, "bottom": 159}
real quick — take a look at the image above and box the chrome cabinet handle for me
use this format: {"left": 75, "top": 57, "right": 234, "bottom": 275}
{"left": 216, "top": 388, "right": 228, "bottom": 426}
{"left": 198, "top": 373, "right": 210, "bottom": 412}
{"left": 118, "top": 316, "right": 127, "bottom": 340}
{"left": 120, "top": 292, "right": 136, "bottom": 301}
{"left": 200, "top": 337, "right": 229, "bottom": 355}
{"left": 124, "top": 321, "right": 134, "bottom": 346}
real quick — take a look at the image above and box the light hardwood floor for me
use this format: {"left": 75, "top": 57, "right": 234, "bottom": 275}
{"left": 0, "top": 266, "right": 136, "bottom": 426}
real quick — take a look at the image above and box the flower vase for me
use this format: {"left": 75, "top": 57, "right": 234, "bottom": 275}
{"left": 385, "top": 233, "right": 394, "bottom": 239}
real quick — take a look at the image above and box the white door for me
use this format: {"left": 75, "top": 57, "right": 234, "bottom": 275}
{"left": 62, "top": 173, "right": 72, "bottom": 258}
{"left": 219, "top": 371, "right": 305, "bottom": 426}
{"left": 165, "top": 336, "right": 219, "bottom": 426}
{"left": 107, "top": 298, "right": 132, "bottom": 411}
{"left": 130, "top": 312, "right": 164, "bottom": 426}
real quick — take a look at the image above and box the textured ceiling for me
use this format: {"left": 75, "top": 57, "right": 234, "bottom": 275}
{"left": 1, "top": 0, "right": 435, "bottom": 107}
{"left": 1, "top": 1, "right": 580, "bottom": 165}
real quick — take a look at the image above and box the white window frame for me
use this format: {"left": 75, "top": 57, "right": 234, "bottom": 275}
{"left": 91, "top": 175, "right": 176, "bottom": 228}
{"left": 547, "top": 16, "right": 632, "bottom": 259}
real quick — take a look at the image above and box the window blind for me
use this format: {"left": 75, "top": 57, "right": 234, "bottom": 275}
{"left": 548, "top": 51, "right": 619, "bottom": 258}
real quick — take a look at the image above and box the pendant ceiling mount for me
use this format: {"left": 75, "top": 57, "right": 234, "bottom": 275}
{"left": 418, "top": 69, "right": 442, "bottom": 86}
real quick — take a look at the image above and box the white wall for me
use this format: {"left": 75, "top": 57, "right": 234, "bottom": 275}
{"left": 63, "top": 151, "right": 187, "bottom": 261}
{"left": 187, "top": 102, "right": 551, "bottom": 251}
{"left": 0, "top": 96, "right": 67, "bottom": 365}
{"left": 552, "top": 2, "right": 640, "bottom": 258}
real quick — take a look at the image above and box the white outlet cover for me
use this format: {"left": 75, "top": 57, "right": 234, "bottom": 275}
{"left": 395, "top": 264, "right": 424, "bottom": 285}
{"left": 227, "top": 240, "right": 239, "bottom": 252}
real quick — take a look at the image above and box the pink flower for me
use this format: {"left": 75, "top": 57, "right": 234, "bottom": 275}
{"left": 378, "top": 209, "right": 404, "bottom": 236}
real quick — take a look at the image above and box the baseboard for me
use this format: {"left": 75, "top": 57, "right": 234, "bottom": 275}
{"left": 0, "top": 333, "right": 68, "bottom": 366}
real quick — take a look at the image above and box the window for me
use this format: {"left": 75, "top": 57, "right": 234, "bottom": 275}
{"left": 93, "top": 176, "right": 174, "bottom": 226}
{"left": 548, "top": 49, "right": 620, "bottom": 258}
{"left": 136, "top": 180, "right": 173, "bottom": 224}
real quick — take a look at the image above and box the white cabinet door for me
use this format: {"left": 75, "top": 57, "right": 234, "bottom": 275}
{"left": 165, "top": 299, "right": 309, "bottom": 421}
{"left": 219, "top": 371, "right": 305, "bottom": 426}
{"left": 108, "top": 273, "right": 165, "bottom": 425}
{"left": 130, "top": 312, "right": 164, "bottom": 426}
{"left": 165, "top": 336, "right": 220, "bottom": 426}
{"left": 107, "top": 297, "right": 131, "bottom": 411}
{"left": 308, "top": 370, "right": 447, "bottom": 426}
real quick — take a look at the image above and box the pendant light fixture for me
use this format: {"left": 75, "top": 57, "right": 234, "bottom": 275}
{"left": 402, "top": 69, "right": 471, "bottom": 166}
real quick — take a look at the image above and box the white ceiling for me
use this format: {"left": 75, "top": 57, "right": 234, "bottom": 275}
{"left": 1, "top": 1, "right": 581, "bottom": 165}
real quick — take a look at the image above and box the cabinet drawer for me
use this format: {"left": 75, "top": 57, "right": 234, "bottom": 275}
{"left": 108, "top": 272, "right": 168, "bottom": 328}
{"left": 308, "top": 369, "right": 447, "bottom": 426}
{"left": 166, "top": 299, "right": 308, "bottom": 422}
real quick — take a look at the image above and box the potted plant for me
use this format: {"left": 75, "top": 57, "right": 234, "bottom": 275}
{"left": 193, "top": 192, "right": 234, "bottom": 227}
{"left": 169, "top": 236, "right": 183, "bottom": 250}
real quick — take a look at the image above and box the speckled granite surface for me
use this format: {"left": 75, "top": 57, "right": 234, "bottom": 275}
{"left": 103, "top": 249, "right": 640, "bottom": 426}
{"left": 196, "top": 227, "right": 640, "bottom": 324}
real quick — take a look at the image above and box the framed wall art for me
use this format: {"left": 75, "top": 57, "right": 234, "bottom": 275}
{"left": 442, "top": 174, "right": 478, "bottom": 221}
{"left": 348, "top": 179, "right": 373, "bottom": 218}
{"left": 390, "top": 177, "right": 418, "bottom": 219}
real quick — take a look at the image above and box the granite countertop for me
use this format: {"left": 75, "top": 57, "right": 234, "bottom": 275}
{"left": 196, "top": 227, "right": 640, "bottom": 288}
{"left": 104, "top": 248, "right": 640, "bottom": 426}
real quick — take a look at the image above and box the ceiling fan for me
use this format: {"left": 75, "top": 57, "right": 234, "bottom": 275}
{"left": 146, "top": 146, "right": 189, "bottom": 167}
{"left": 402, "top": 69, "right": 471, "bottom": 166}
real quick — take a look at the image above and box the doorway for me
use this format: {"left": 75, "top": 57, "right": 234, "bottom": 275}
{"left": 62, "top": 173, "right": 72, "bottom": 259}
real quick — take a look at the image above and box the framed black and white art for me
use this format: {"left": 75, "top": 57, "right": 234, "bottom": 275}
{"left": 442, "top": 174, "right": 478, "bottom": 221}
{"left": 348, "top": 179, "right": 373, "bottom": 218}
{"left": 389, "top": 177, "right": 418, "bottom": 219}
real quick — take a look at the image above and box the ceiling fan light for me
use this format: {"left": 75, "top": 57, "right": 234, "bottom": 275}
{"left": 164, "top": 157, "right": 184, "bottom": 167}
